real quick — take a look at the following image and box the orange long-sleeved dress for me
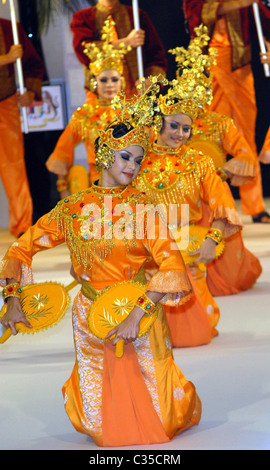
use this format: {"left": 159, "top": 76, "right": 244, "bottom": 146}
{"left": 0, "top": 183, "right": 201, "bottom": 447}
{"left": 135, "top": 143, "right": 243, "bottom": 347}
{"left": 46, "top": 92, "right": 117, "bottom": 184}
{"left": 190, "top": 111, "right": 262, "bottom": 296}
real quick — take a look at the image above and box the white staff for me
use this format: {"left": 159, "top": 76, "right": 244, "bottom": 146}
{"left": 132, "top": 0, "right": 144, "bottom": 79}
{"left": 252, "top": 2, "right": 270, "bottom": 77}
{"left": 2, "top": 0, "right": 29, "bottom": 132}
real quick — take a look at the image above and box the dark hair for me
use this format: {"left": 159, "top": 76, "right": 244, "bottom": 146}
{"left": 94, "top": 122, "right": 134, "bottom": 153}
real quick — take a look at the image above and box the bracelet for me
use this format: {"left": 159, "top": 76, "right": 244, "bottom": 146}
{"left": 216, "top": 167, "right": 228, "bottom": 181}
{"left": 56, "top": 179, "right": 68, "bottom": 193}
{"left": 205, "top": 228, "right": 223, "bottom": 245}
{"left": 136, "top": 293, "right": 156, "bottom": 315}
{"left": 2, "top": 283, "right": 22, "bottom": 302}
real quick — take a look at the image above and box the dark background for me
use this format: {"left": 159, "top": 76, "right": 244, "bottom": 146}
{"left": 18, "top": 0, "right": 270, "bottom": 221}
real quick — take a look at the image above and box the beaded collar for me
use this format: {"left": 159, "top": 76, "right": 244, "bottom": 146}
{"left": 151, "top": 142, "right": 181, "bottom": 156}
{"left": 135, "top": 144, "right": 214, "bottom": 202}
{"left": 91, "top": 182, "right": 129, "bottom": 196}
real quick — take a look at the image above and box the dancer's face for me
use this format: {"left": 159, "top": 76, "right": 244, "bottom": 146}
{"left": 157, "top": 114, "right": 192, "bottom": 149}
{"left": 102, "top": 145, "right": 144, "bottom": 187}
{"left": 97, "top": 70, "right": 122, "bottom": 101}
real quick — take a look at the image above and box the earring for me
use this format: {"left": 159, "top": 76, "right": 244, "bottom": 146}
{"left": 89, "top": 77, "right": 97, "bottom": 92}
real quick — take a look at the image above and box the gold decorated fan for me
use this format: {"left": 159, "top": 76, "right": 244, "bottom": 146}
{"left": 190, "top": 139, "right": 226, "bottom": 169}
{"left": 0, "top": 280, "right": 78, "bottom": 344}
{"left": 67, "top": 165, "right": 89, "bottom": 194}
{"left": 87, "top": 281, "right": 158, "bottom": 358}
{"left": 172, "top": 225, "right": 225, "bottom": 271}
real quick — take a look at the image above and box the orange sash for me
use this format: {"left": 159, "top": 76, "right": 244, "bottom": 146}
{"left": 102, "top": 341, "right": 169, "bottom": 446}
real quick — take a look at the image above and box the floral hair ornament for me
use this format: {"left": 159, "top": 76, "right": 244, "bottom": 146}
{"left": 95, "top": 74, "right": 168, "bottom": 170}
{"left": 83, "top": 16, "right": 131, "bottom": 79}
{"left": 168, "top": 24, "right": 218, "bottom": 109}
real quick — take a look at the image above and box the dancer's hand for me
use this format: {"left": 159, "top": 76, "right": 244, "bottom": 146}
{"left": 190, "top": 237, "right": 217, "bottom": 266}
{"left": 106, "top": 306, "right": 144, "bottom": 345}
{"left": 0, "top": 297, "right": 32, "bottom": 336}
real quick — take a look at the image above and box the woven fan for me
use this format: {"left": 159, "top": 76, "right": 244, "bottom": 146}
{"left": 190, "top": 139, "right": 226, "bottom": 169}
{"left": 67, "top": 164, "right": 89, "bottom": 194}
{"left": 0, "top": 280, "right": 78, "bottom": 344}
{"left": 172, "top": 225, "right": 225, "bottom": 271}
{"left": 87, "top": 281, "right": 158, "bottom": 358}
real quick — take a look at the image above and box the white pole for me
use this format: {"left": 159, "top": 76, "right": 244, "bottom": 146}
{"left": 132, "top": 0, "right": 144, "bottom": 79}
{"left": 252, "top": 2, "right": 270, "bottom": 77}
{"left": 8, "top": 0, "right": 29, "bottom": 132}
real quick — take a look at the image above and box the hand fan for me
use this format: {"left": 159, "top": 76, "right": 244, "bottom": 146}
{"left": 87, "top": 280, "right": 158, "bottom": 358}
{"left": 172, "top": 225, "right": 225, "bottom": 272}
{"left": 190, "top": 139, "right": 226, "bottom": 169}
{"left": 0, "top": 280, "right": 78, "bottom": 344}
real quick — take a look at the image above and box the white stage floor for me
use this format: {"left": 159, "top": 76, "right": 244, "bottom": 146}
{"left": 0, "top": 204, "right": 270, "bottom": 451}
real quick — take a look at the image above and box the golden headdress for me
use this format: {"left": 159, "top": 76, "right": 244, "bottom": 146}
{"left": 83, "top": 16, "right": 131, "bottom": 78}
{"left": 170, "top": 24, "right": 217, "bottom": 89}
{"left": 95, "top": 75, "right": 168, "bottom": 170}
{"left": 158, "top": 24, "right": 217, "bottom": 120}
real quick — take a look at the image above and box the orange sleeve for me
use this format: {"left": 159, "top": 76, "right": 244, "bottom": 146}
{"left": 259, "top": 126, "right": 270, "bottom": 164}
{"left": 200, "top": 159, "right": 243, "bottom": 237}
{"left": 0, "top": 212, "right": 65, "bottom": 286}
{"left": 46, "top": 123, "right": 81, "bottom": 176}
{"left": 142, "top": 214, "right": 193, "bottom": 306}
{"left": 222, "top": 119, "right": 256, "bottom": 186}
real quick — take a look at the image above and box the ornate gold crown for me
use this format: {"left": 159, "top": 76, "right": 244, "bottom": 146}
{"left": 157, "top": 25, "right": 217, "bottom": 121}
{"left": 168, "top": 24, "right": 217, "bottom": 107}
{"left": 83, "top": 16, "right": 131, "bottom": 77}
{"left": 157, "top": 70, "right": 207, "bottom": 121}
{"left": 95, "top": 75, "right": 168, "bottom": 170}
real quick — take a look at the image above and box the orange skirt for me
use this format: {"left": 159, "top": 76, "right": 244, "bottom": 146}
{"left": 165, "top": 266, "right": 219, "bottom": 347}
{"left": 62, "top": 291, "right": 201, "bottom": 447}
{"left": 200, "top": 183, "right": 262, "bottom": 296}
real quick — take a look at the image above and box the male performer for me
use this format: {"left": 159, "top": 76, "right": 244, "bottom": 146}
{"left": 70, "top": 0, "right": 167, "bottom": 98}
{"left": 183, "top": 0, "right": 270, "bottom": 222}
{"left": 0, "top": 17, "right": 44, "bottom": 237}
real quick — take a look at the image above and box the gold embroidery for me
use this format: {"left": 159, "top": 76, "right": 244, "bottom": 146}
{"left": 47, "top": 185, "right": 155, "bottom": 270}
{"left": 135, "top": 145, "right": 215, "bottom": 207}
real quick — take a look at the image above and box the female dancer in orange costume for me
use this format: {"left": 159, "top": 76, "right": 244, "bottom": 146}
{"left": 173, "top": 27, "right": 262, "bottom": 296}
{"left": 135, "top": 37, "right": 243, "bottom": 347}
{"left": 46, "top": 18, "right": 129, "bottom": 199}
{"left": 0, "top": 81, "right": 201, "bottom": 447}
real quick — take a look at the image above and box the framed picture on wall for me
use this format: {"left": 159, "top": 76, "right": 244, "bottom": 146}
{"left": 20, "top": 79, "right": 68, "bottom": 133}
